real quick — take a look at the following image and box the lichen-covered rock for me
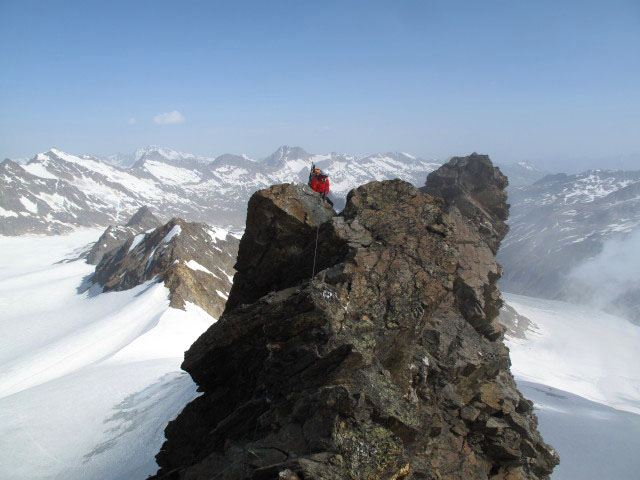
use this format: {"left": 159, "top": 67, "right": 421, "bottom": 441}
{"left": 151, "top": 155, "right": 558, "bottom": 480}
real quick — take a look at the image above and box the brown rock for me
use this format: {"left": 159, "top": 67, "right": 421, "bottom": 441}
{"left": 151, "top": 155, "right": 558, "bottom": 480}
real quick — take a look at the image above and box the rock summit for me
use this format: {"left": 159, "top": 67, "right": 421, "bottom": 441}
{"left": 152, "top": 154, "right": 558, "bottom": 480}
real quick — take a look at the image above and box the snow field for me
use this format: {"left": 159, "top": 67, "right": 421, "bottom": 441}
{"left": 0, "top": 230, "right": 216, "bottom": 480}
{"left": 504, "top": 293, "right": 640, "bottom": 415}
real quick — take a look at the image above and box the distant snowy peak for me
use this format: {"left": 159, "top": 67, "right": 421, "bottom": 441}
{"left": 102, "top": 151, "right": 137, "bottom": 168}
{"left": 211, "top": 153, "right": 258, "bottom": 168}
{"left": 136, "top": 146, "right": 213, "bottom": 164}
{"left": 6, "top": 156, "right": 30, "bottom": 165}
{"left": 516, "top": 161, "right": 540, "bottom": 172}
{"left": 102, "top": 146, "right": 214, "bottom": 169}
{"left": 262, "top": 145, "right": 311, "bottom": 168}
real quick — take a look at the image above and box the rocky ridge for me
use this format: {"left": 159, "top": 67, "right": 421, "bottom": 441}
{"left": 93, "top": 218, "right": 239, "bottom": 319}
{"left": 151, "top": 155, "right": 558, "bottom": 479}
{"left": 87, "top": 206, "right": 162, "bottom": 264}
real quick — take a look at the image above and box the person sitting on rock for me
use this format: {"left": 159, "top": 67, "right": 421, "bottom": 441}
{"left": 309, "top": 168, "right": 334, "bottom": 207}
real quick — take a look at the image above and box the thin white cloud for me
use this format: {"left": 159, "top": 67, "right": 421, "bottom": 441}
{"left": 128, "top": 117, "right": 137, "bottom": 125}
{"left": 153, "top": 110, "right": 186, "bottom": 125}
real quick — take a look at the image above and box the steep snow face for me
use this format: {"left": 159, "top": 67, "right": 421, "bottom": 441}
{"left": 142, "top": 160, "right": 202, "bottom": 185}
{"left": 494, "top": 161, "right": 547, "bottom": 187}
{"left": 0, "top": 230, "right": 217, "bottom": 480}
{"left": 504, "top": 293, "right": 640, "bottom": 415}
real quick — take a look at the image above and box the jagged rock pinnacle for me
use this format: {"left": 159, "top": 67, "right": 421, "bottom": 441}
{"left": 93, "top": 218, "right": 238, "bottom": 319}
{"left": 151, "top": 155, "right": 558, "bottom": 480}
{"left": 124, "top": 205, "right": 161, "bottom": 230}
{"left": 87, "top": 206, "right": 163, "bottom": 265}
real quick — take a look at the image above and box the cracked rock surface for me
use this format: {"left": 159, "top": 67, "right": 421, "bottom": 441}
{"left": 151, "top": 156, "right": 558, "bottom": 480}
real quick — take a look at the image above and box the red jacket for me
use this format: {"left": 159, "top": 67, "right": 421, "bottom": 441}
{"left": 310, "top": 175, "right": 330, "bottom": 196}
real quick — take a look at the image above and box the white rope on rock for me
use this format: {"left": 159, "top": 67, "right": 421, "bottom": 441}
{"left": 311, "top": 223, "right": 320, "bottom": 279}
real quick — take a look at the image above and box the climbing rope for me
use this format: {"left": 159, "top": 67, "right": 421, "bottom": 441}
{"left": 311, "top": 223, "right": 320, "bottom": 279}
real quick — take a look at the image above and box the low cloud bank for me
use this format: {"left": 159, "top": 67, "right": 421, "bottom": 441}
{"left": 568, "top": 229, "right": 640, "bottom": 324}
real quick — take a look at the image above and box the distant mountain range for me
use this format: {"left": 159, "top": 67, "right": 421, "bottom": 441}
{"left": 0, "top": 146, "right": 440, "bottom": 235}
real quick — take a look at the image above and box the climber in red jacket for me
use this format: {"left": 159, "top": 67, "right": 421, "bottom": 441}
{"left": 309, "top": 167, "right": 334, "bottom": 207}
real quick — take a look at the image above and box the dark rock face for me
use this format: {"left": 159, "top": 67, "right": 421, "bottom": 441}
{"left": 225, "top": 183, "right": 336, "bottom": 313}
{"left": 152, "top": 155, "right": 558, "bottom": 480}
{"left": 421, "top": 153, "right": 509, "bottom": 255}
{"left": 498, "top": 304, "right": 536, "bottom": 340}
{"left": 93, "top": 218, "right": 238, "bottom": 319}
{"left": 87, "top": 206, "right": 162, "bottom": 264}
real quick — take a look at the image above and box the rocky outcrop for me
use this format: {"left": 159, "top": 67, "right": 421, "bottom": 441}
{"left": 93, "top": 218, "right": 239, "bottom": 319}
{"left": 421, "top": 153, "right": 509, "bottom": 255}
{"left": 498, "top": 304, "right": 536, "bottom": 340}
{"left": 87, "top": 206, "right": 162, "bottom": 264}
{"left": 151, "top": 155, "right": 558, "bottom": 480}
{"left": 225, "top": 183, "right": 335, "bottom": 312}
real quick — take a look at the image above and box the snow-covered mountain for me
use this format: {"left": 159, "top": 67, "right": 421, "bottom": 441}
{"left": 0, "top": 146, "right": 440, "bottom": 235}
{"left": 499, "top": 168, "right": 640, "bottom": 322}
{"left": 102, "top": 146, "right": 215, "bottom": 169}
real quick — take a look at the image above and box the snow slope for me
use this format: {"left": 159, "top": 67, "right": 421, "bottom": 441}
{"left": 503, "top": 294, "right": 640, "bottom": 479}
{"left": 0, "top": 230, "right": 216, "bottom": 480}
{"left": 519, "top": 381, "right": 640, "bottom": 480}
{"left": 504, "top": 293, "right": 640, "bottom": 415}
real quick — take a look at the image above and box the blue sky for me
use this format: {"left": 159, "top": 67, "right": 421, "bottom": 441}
{"left": 1, "top": 0, "right": 639, "bottom": 170}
